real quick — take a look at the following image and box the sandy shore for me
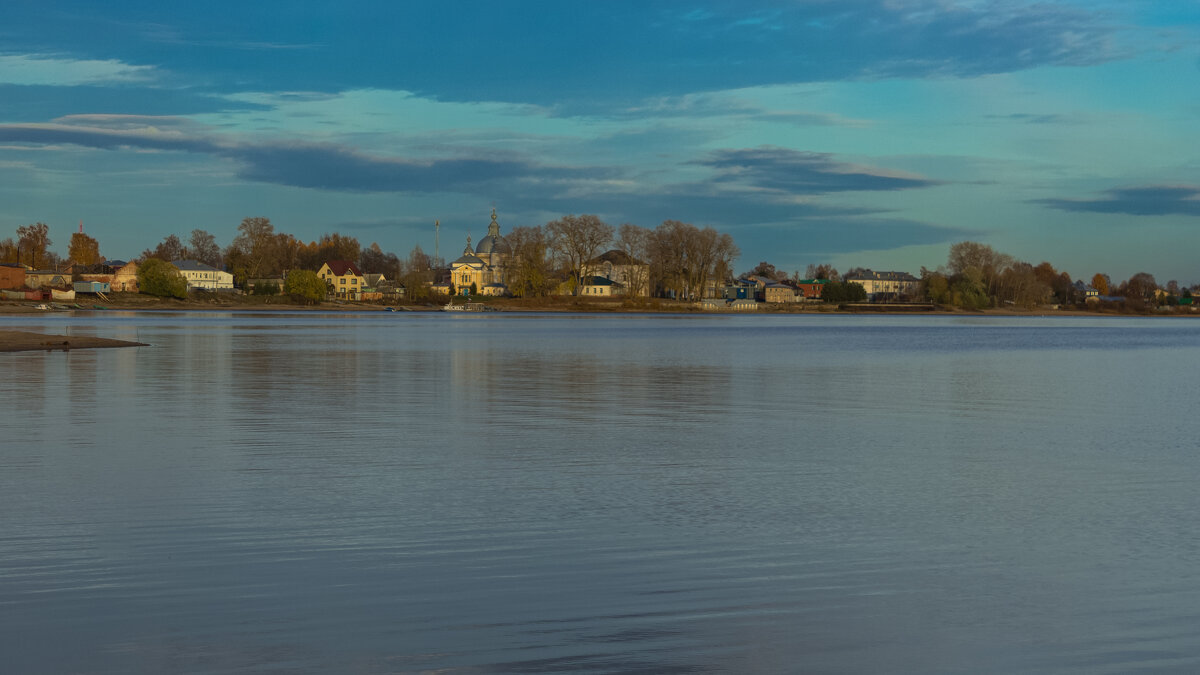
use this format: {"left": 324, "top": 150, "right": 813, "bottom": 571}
{"left": 0, "top": 330, "right": 148, "bottom": 353}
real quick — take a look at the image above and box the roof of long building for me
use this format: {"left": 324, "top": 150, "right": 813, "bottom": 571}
{"left": 172, "top": 259, "right": 220, "bottom": 272}
{"left": 843, "top": 269, "right": 918, "bottom": 281}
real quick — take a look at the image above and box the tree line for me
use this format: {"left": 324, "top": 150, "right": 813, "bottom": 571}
{"left": 506, "top": 216, "right": 739, "bottom": 299}
{"left": 918, "top": 241, "right": 1189, "bottom": 310}
{"left": 0, "top": 215, "right": 742, "bottom": 301}
{"left": 2, "top": 219, "right": 1193, "bottom": 308}
{"left": 728, "top": 241, "right": 1193, "bottom": 310}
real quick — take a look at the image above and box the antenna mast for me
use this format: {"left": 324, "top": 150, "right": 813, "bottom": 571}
{"left": 435, "top": 219, "right": 440, "bottom": 266}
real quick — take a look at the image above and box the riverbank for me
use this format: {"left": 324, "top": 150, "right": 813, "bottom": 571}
{"left": 0, "top": 292, "right": 1192, "bottom": 316}
{"left": 0, "top": 329, "right": 148, "bottom": 352}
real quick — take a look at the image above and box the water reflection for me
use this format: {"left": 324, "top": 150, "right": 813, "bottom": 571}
{"left": 2, "top": 313, "right": 1199, "bottom": 673}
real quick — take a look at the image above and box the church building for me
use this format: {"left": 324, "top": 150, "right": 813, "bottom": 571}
{"left": 450, "top": 209, "right": 511, "bottom": 296}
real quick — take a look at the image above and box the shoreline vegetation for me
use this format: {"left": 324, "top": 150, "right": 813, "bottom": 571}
{"left": 6, "top": 223, "right": 1194, "bottom": 317}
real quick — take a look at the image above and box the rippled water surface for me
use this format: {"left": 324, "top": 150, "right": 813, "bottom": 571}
{"left": 2, "top": 312, "right": 1199, "bottom": 674}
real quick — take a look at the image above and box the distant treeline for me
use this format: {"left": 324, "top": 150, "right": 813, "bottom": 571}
{"left": 2, "top": 220, "right": 1193, "bottom": 308}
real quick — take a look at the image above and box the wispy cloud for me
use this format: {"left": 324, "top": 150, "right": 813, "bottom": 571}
{"left": 51, "top": 114, "right": 199, "bottom": 131}
{"left": 0, "top": 54, "right": 156, "bottom": 86}
{"left": 526, "top": 1, "right": 1122, "bottom": 113}
{"left": 0, "top": 121, "right": 202, "bottom": 151}
{"left": 695, "top": 147, "right": 940, "bottom": 195}
{"left": 0, "top": 1, "right": 1125, "bottom": 111}
{"left": 0, "top": 119, "right": 614, "bottom": 195}
{"left": 1036, "top": 185, "right": 1200, "bottom": 216}
{"left": 615, "top": 93, "right": 870, "bottom": 127}
{"left": 0, "top": 116, "right": 956, "bottom": 249}
{"left": 231, "top": 144, "right": 613, "bottom": 193}
{"left": 640, "top": 1, "right": 1119, "bottom": 83}
{"left": 136, "top": 22, "right": 323, "bottom": 51}
{"left": 985, "top": 113, "right": 1081, "bottom": 125}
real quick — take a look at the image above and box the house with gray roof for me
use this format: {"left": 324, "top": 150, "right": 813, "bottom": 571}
{"left": 172, "top": 259, "right": 234, "bottom": 290}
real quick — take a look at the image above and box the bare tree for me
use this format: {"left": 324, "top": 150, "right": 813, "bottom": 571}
{"left": 997, "top": 262, "right": 1051, "bottom": 308}
{"left": 401, "top": 244, "right": 433, "bottom": 300}
{"left": 274, "top": 233, "right": 302, "bottom": 274}
{"left": 1121, "top": 272, "right": 1158, "bottom": 303}
{"left": 546, "top": 214, "right": 613, "bottom": 295}
{"left": 227, "top": 217, "right": 277, "bottom": 281}
{"left": 805, "top": 263, "right": 839, "bottom": 281}
{"left": 142, "top": 234, "right": 187, "bottom": 263}
{"left": 688, "top": 226, "right": 737, "bottom": 298}
{"left": 613, "top": 223, "right": 651, "bottom": 297}
{"left": 16, "top": 223, "right": 51, "bottom": 268}
{"left": 649, "top": 220, "right": 690, "bottom": 298}
{"left": 711, "top": 231, "right": 738, "bottom": 289}
{"left": 1056, "top": 272, "right": 1077, "bottom": 304}
{"left": 749, "top": 261, "right": 780, "bottom": 280}
{"left": 405, "top": 244, "right": 431, "bottom": 274}
{"left": 359, "top": 242, "right": 401, "bottom": 278}
{"left": 0, "top": 237, "right": 16, "bottom": 263}
{"left": 507, "top": 225, "right": 556, "bottom": 297}
{"left": 189, "top": 229, "right": 222, "bottom": 268}
{"left": 947, "top": 241, "right": 1013, "bottom": 301}
{"left": 646, "top": 220, "right": 738, "bottom": 299}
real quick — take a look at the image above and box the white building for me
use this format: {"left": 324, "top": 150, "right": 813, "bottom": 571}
{"left": 582, "top": 249, "right": 650, "bottom": 297}
{"left": 172, "top": 259, "right": 234, "bottom": 290}
{"left": 842, "top": 270, "right": 919, "bottom": 300}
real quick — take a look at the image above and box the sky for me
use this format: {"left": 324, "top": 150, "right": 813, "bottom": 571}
{"left": 2, "top": 0, "right": 1199, "bottom": 283}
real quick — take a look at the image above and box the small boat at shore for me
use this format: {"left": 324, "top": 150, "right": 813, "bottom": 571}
{"left": 442, "top": 301, "right": 492, "bottom": 312}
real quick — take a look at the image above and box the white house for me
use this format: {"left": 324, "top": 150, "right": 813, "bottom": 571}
{"left": 842, "top": 270, "right": 919, "bottom": 300}
{"left": 580, "top": 275, "right": 624, "bottom": 297}
{"left": 582, "top": 250, "right": 650, "bottom": 297}
{"left": 172, "top": 259, "right": 234, "bottom": 290}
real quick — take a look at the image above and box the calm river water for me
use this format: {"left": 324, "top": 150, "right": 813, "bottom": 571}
{"left": 2, "top": 311, "right": 1199, "bottom": 674}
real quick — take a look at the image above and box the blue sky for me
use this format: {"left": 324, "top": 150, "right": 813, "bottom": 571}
{"left": 2, "top": 0, "right": 1198, "bottom": 283}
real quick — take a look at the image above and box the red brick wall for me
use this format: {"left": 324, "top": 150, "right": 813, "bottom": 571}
{"left": 0, "top": 266, "right": 24, "bottom": 290}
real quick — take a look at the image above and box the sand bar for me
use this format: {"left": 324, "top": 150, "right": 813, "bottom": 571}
{"left": 0, "top": 330, "right": 147, "bottom": 353}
